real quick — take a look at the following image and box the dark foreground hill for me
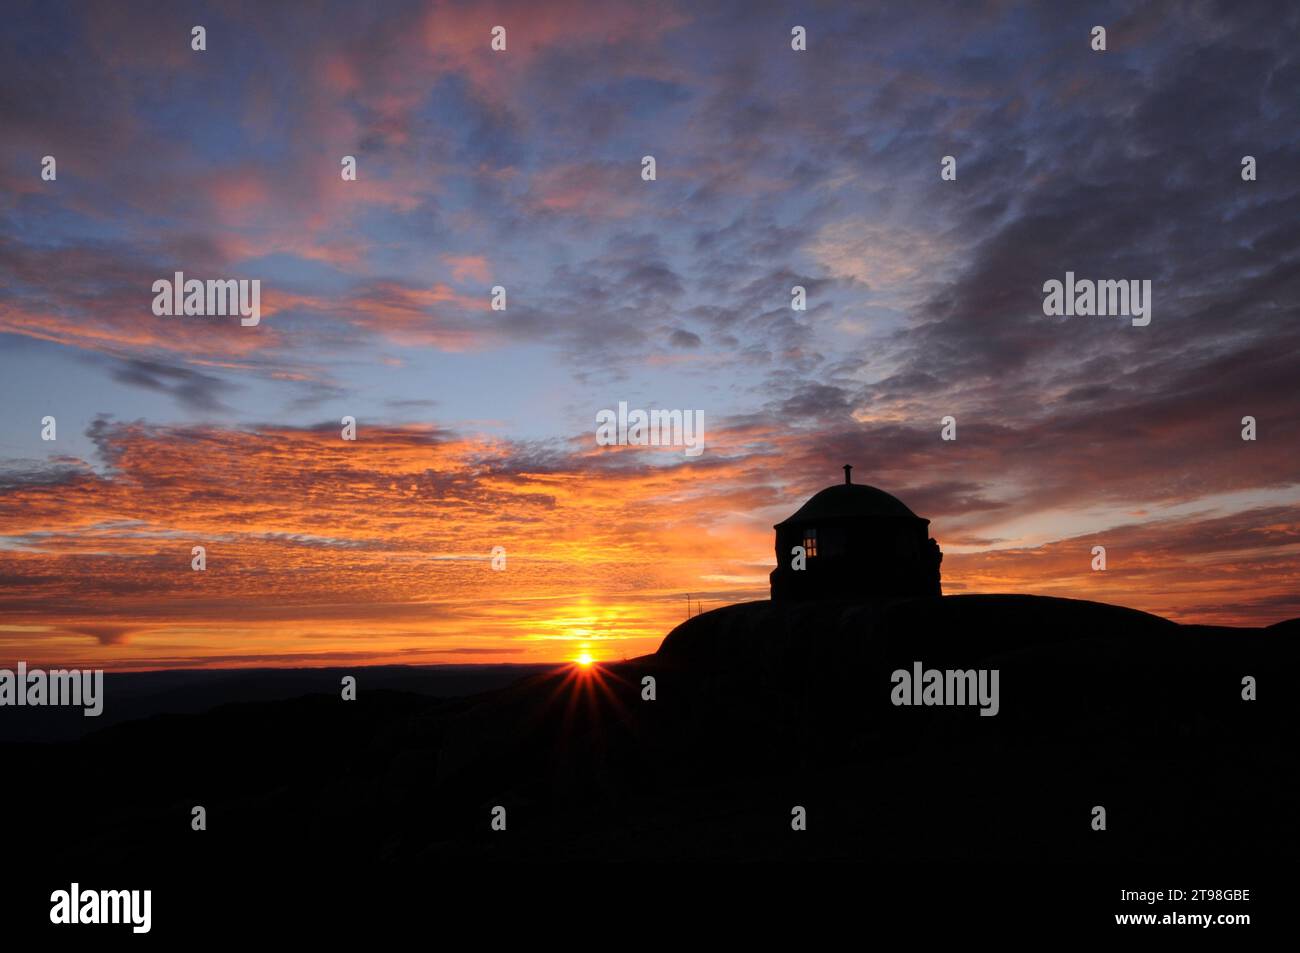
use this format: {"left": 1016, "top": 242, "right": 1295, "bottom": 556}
{"left": 4, "top": 595, "right": 1297, "bottom": 869}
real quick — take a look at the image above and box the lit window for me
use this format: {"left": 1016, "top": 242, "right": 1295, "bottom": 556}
{"left": 803, "top": 528, "right": 817, "bottom": 557}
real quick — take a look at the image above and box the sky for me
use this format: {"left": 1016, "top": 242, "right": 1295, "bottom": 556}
{"left": 1, "top": 0, "right": 1297, "bottom": 671}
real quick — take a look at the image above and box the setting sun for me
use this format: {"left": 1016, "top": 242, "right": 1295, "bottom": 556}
{"left": 575, "top": 651, "right": 594, "bottom": 666}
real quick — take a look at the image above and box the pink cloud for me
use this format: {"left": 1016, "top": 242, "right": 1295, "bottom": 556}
{"left": 444, "top": 254, "right": 492, "bottom": 284}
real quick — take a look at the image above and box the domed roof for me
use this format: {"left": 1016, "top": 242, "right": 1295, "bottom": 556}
{"left": 774, "top": 481, "right": 925, "bottom": 527}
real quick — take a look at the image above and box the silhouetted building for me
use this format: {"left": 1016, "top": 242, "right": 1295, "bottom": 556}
{"left": 769, "top": 466, "right": 942, "bottom": 601}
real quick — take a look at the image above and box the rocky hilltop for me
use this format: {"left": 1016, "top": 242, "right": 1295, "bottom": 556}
{"left": 6, "top": 594, "right": 1297, "bottom": 866}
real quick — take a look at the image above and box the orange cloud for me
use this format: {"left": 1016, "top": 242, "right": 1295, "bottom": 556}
{"left": 0, "top": 421, "right": 775, "bottom": 670}
{"left": 0, "top": 420, "right": 1294, "bottom": 672}
{"left": 0, "top": 413, "right": 1294, "bottom": 670}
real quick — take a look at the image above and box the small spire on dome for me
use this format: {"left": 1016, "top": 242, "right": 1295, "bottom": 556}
{"left": 843, "top": 464, "right": 852, "bottom": 485}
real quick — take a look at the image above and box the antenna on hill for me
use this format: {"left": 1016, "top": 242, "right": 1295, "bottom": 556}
{"left": 843, "top": 463, "right": 853, "bottom": 485}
